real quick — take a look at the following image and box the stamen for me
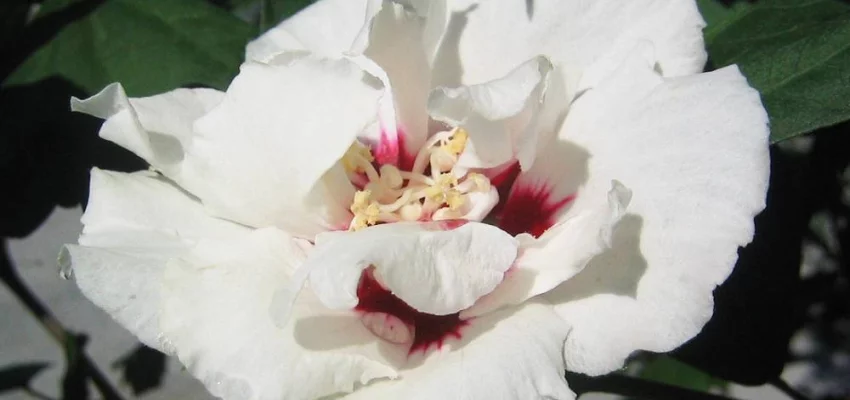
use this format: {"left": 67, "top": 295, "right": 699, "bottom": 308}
{"left": 398, "top": 171, "right": 434, "bottom": 186}
{"left": 456, "top": 173, "right": 491, "bottom": 193}
{"left": 399, "top": 202, "right": 423, "bottom": 221}
{"left": 342, "top": 141, "right": 374, "bottom": 173}
{"left": 444, "top": 128, "right": 468, "bottom": 155}
{"left": 378, "top": 189, "right": 414, "bottom": 213}
{"left": 424, "top": 174, "right": 458, "bottom": 202}
{"left": 412, "top": 131, "right": 453, "bottom": 175}
{"left": 379, "top": 164, "right": 403, "bottom": 189}
{"left": 430, "top": 148, "right": 456, "bottom": 175}
{"left": 350, "top": 190, "right": 381, "bottom": 231}
{"left": 344, "top": 129, "right": 487, "bottom": 229}
{"left": 446, "top": 191, "right": 465, "bottom": 210}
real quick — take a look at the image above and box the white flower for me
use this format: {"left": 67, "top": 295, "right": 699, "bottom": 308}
{"left": 63, "top": 0, "right": 770, "bottom": 399}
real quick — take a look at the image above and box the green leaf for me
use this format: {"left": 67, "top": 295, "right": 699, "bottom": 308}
{"left": 706, "top": 0, "right": 850, "bottom": 143}
{"left": 696, "top": 0, "right": 736, "bottom": 28}
{"left": 639, "top": 356, "right": 727, "bottom": 393}
{"left": 6, "top": 0, "right": 255, "bottom": 96}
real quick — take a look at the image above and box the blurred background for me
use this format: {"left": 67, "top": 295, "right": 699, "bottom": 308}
{"left": 1, "top": 0, "right": 849, "bottom": 399}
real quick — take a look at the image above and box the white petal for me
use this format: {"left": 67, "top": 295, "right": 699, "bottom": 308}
{"left": 429, "top": 56, "right": 552, "bottom": 169}
{"left": 359, "top": 1, "right": 435, "bottom": 160}
{"left": 462, "top": 181, "right": 631, "bottom": 319}
{"left": 180, "top": 55, "right": 384, "bottom": 237}
{"left": 70, "top": 84, "right": 223, "bottom": 174}
{"left": 66, "top": 169, "right": 248, "bottom": 352}
{"left": 345, "top": 301, "right": 575, "bottom": 400}
{"left": 439, "top": 0, "right": 706, "bottom": 87}
{"left": 161, "top": 228, "right": 400, "bottom": 400}
{"left": 299, "top": 221, "right": 518, "bottom": 316}
{"left": 544, "top": 45, "right": 770, "bottom": 375}
{"left": 245, "top": 0, "right": 380, "bottom": 61}
{"left": 64, "top": 244, "right": 174, "bottom": 353}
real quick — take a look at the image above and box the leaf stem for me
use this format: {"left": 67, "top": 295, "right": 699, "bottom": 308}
{"left": 1, "top": 242, "right": 125, "bottom": 400}
{"left": 769, "top": 377, "right": 810, "bottom": 400}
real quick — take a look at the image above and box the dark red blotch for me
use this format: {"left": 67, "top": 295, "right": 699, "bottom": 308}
{"left": 355, "top": 269, "right": 467, "bottom": 355}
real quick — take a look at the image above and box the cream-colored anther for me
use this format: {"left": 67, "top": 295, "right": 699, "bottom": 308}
{"left": 455, "top": 173, "right": 491, "bottom": 194}
{"left": 379, "top": 164, "right": 403, "bottom": 189}
{"left": 412, "top": 131, "right": 452, "bottom": 175}
{"left": 399, "top": 202, "right": 423, "bottom": 221}
{"left": 424, "top": 173, "right": 457, "bottom": 201}
{"left": 342, "top": 141, "right": 374, "bottom": 173}
{"left": 446, "top": 191, "right": 465, "bottom": 210}
{"left": 429, "top": 147, "right": 456, "bottom": 174}
{"left": 350, "top": 190, "right": 380, "bottom": 231}
{"left": 423, "top": 173, "right": 465, "bottom": 211}
{"left": 444, "top": 128, "right": 468, "bottom": 155}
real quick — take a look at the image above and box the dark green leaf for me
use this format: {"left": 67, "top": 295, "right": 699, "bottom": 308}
{"left": 6, "top": 0, "right": 255, "bottom": 96}
{"left": 639, "top": 356, "right": 727, "bottom": 393}
{"left": 229, "top": 0, "right": 315, "bottom": 30}
{"left": 706, "top": 0, "right": 850, "bottom": 143}
{"left": 696, "top": 0, "right": 736, "bottom": 28}
{"left": 0, "top": 362, "right": 50, "bottom": 394}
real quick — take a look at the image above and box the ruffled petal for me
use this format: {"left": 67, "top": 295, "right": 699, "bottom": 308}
{"left": 70, "top": 84, "right": 224, "bottom": 175}
{"left": 245, "top": 0, "right": 380, "bottom": 61}
{"left": 291, "top": 221, "right": 517, "bottom": 317}
{"left": 438, "top": 0, "right": 706, "bottom": 87}
{"left": 428, "top": 56, "right": 552, "bottom": 169}
{"left": 64, "top": 168, "right": 248, "bottom": 352}
{"left": 543, "top": 45, "right": 769, "bottom": 375}
{"left": 462, "top": 181, "right": 631, "bottom": 319}
{"left": 345, "top": 301, "right": 575, "bottom": 400}
{"left": 162, "top": 229, "right": 399, "bottom": 400}
{"left": 66, "top": 170, "right": 399, "bottom": 399}
{"left": 179, "top": 54, "right": 384, "bottom": 237}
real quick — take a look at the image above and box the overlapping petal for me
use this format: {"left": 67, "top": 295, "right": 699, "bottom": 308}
{"left": 541, "top": 45, "right": 769, "bottom": 375}
{"left": 462, "top": 181, "right": 632, "bottom": 319}
{"left": 294, "top": 221, "right": 518, "bottom": 316}
{"left": 72, "top": 54, "right": 385, "bottom": 239}
{"left": 345, "top": 301, "right": 575, "bottom": 400}
{"left": 178, "top": 54, "right": 383, "bottom": 238}
{"left": 429, "top": 56, "right": 552, "bottom": 169}
{"left": 162, "top": 231, "right": 399, "bottom": 400}
{"left": 355, "top": 1, "right": 435, "bottom": 164}
{"left": 65, "top": 170, "right": 400, "bottom": 400}
{"left": 245, "top": 0, "right": 380, "bottom": 61}
{"left": 439, "top": 0, "right": 706, "bottom": 89}
{"left": 70, "top": 84, "right": 223, "bottom": 175}
{"left": 63, "top": 169, "right": 248, "bottom": 352}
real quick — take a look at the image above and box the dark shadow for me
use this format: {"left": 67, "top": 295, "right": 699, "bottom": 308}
{"left": 0, "top": 77, "right": 145, "bottom": 238}
{"left": 429, "top": 5, "right": 476, "bottom": 89}
{"left": 525, "top": 0, "right": 534, "bottom": 19}
{"left": 674, "top": 145, "right": 812, "bottom": 385}
{"left": 293, "top": 314, "right": 409, "bottom": 369}
{"left": 111, "top": 344, "right": 167, "bottom": 396}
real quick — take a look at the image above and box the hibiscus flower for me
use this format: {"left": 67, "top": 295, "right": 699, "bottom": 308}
{"left": 63, "top": 0, "right": 769, "bottom": 399}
